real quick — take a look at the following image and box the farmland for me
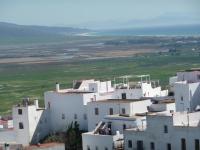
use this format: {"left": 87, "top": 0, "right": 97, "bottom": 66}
{"left": 0, "top": 36, "right": 200, "bottom": 114}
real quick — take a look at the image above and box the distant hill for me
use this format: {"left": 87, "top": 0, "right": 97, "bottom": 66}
{"left": 97, "top": 24, "right": 200, "bottom": 36}
{"left": 0, "top": 22, "right": 90, "bottom": 38}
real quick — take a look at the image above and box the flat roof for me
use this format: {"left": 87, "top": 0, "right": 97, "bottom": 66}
{"left": 91, "top": 99, "right": 150, "bottom": 104}
{"left": 54, "top": 90, "right": 93, "bottom": 94}
{"left": 180, "top": 68, "right": 200, "bottom": 72}
{"left": 105, "top": 114, "right": 146, "bottom": 121}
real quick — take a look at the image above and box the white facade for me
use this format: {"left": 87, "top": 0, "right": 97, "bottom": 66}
{"left": 44, "top": 80, "right": 113, "bottom": 132}
{"left": 124, "top": 111, "right": 200, "bottom": 150}
{"left": 173, "top": 69, "right": 200, "bottom": 112}
{"left": 44, "top": 91, "right": 95, "bottom": 131}
{"left": 113, "top": 82, "right": 168, "bottom": 99}
{"left": 82, "top": 131, "right": 123, "bottom": 150}
{"left": 12, "top": 100, "right": 50, "bottom": 146}
{"left": 82, "top": 114, "right": 146, "bottom": 150}
{"left": 177, "top": 69, "right": 200, "bottom": 82}
{"left": 174, "top": 81, "right": 200, "bottom": 112}
{"left": 87, "top": 99, "right": 151, "bottom": 131}
{"left": 147, "top": 98, "right": 176, "bottom": 113}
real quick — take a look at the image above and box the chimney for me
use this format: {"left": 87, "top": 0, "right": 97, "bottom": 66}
{"left": 34, "top": 99, "right": 39, "bottom": 109}
{"left": 56, "top": 82, "right": 60, "bottom": 92}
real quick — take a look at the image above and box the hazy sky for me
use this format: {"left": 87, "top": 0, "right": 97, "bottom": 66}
{"left": 0, "top": 0, "right": 200, "bottom": 29}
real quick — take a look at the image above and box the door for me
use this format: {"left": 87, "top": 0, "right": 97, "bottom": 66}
{"left": 137, "top": 140, "right": 144, "bottom": 150}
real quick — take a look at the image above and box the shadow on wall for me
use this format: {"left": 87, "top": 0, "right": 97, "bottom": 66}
{"left": 30, "top": 110, "right": 50, "bottom": 145}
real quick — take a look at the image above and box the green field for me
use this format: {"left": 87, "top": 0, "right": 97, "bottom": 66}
{"left": 0, "top": 51, "right": 200, "bottom": 115}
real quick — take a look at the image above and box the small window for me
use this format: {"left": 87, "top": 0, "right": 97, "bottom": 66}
{"left": 122, "top": 108, "right": 126, "bottom": 114}
{"left": 83, "top": 114, "right": 87, "bottom": 120}
{"left": 109, "top": 108, "right": 113, "bottom": 115}
{"left": 18, "top": 109, "right": 22, "bottom": 115}
{"left": 128, "top": 140, "right": 132, "bottom": 148}
{"left": 48, "top": 102, "right": 51, "bottom": 109}
{"left": 122, "top": 93, "right": 126, "bottom": 99}
{"left": 123, "top": 124, "right": 126, "bottom": 130}
{"left": 105, "top": 147, "right": 108, "bottom": 150}
{"left": 167, "top": 143, "right": 171, "bottom": 150}
{"left": 19, "top": 122, "right": 24, "bottom": 129}
{"left": 195, "top": 139, "right": 199, "bottom": 150}
{"left": 95, "top": 108, "right": 99, "bottom": 115}
{"left": 197, "top": 75, "right": 200, "bottom": 80}
{"left": 150, "top": 142, "right": 155, "bottom": 150}
{"left": 181, "top": 96, "right": 183, "bottom": 101}
{"left": 62, "top": 114, "right": 65, "bottom": 120}
{"left": 87, "top": 145, "right": 90, "bottom": 150}
{"left": 164, "top": 125, "right": 168, "bottom": 133}
{"left": 74, "top": 114, "right": 77, "bottom": 120}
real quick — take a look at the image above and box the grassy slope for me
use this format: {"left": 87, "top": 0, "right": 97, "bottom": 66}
{"left": 0, "top": 51, "right": 200, "bottom": 115}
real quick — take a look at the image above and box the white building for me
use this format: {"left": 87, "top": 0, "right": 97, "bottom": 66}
{"left": 113, "top": 75, "right": 168, "bottom": 99}
{"left": 12, "top": 99, "right": 50, "bottom": 146}
{"left": 83, "top": 114, "right": 147, "bottom": 150}
{"left": 173, "top": 69, "right": 200, "bottom": 112}
{"left": 0, "top": 74, "right": 170, "bottom": 148}
{"left": 83, "top": 97, "right": 176, "bottom": 150}
{"left": 147, "top": 98, "right": 175, "bottom": 113}
{"left": 44, "top": 80, "right": 114, "bottom": 132}
{"left": 87, "top": 99, "right": 151, "bottom": 131}
{"left": 123, "top": 68, "right": 200, "bottom": 150}
{"left": 124, "top": 111, "right": 200, "bottom": 150}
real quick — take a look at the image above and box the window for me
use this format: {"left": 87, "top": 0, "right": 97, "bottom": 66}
{"left": 122, "top": 108, "right": 126, "bottom": 114}
{"left": 18, "top": 109, "right": 22, "bottom": 115}
{"left": 83, "top": 114, "right": 87, "bottom": 120}
{"left": 19, "top": 122, "right": 24, "bottom": 129}
{"left": 167, "top": 143, "right": 171, "bottom": 150}
{"left": 62, "top": 114, "right": 65, "bottom": 120}
{"left": 164, "top": 125, "right": 168, "bottom": 133}
{"left": 108, "top": 122, "right": 112, "bottom": 129}
{"left": 87, "top": 145, "right": 90, "bottom": 150}
{"left": 122, "top": 93, "right": 126, "bottom": 99}
{"left": 109, "top": 108, "right": 113, "bottom": 115}
{"left": 181, "top": 138, "right": 186, "bottom": 150}
{"left": 48, "top": 102, "right": 51, "bottom": 109}
{"left": 181, "top": 96, "right": 183, "bottom": 101}
{"left": 95, "top": 146, "right": 98, "bottom": 150}
{"left": 95, "top": 108, "right": 99, "bottom": 115}
{"left": 195, "top": 139, "right": 200, "bottom": 150}
{"left": 150, "top": 142, "right": 155, "bottom": 150}
{"left": 105, "top": 147, "right": 108, "bottom": 150}
{"left": 197, "top": 75, "right": 200, "bottom": 80}
{"left": 128, "top": 140, "right": 132, "bottom": 148}
{"left": 123, "top": 124, "right": 126, "bottom": 130}
{"left": 74, "top": 114, "right": 77, "bottom": 120}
